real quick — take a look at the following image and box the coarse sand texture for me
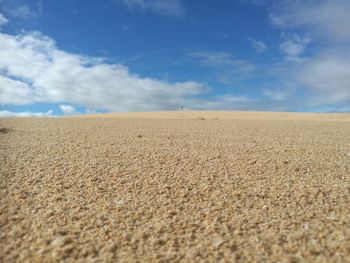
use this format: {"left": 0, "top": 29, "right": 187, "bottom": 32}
{"left": 1, "top": 112, "right": 350, "bottom": 262}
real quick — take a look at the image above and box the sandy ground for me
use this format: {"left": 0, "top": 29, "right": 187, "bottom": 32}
{"left": 1, "top": 111, "right": 350, "bottom": 262}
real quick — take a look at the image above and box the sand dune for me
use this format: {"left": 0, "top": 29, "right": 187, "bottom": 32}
{"left": 1, "top": 111, "right": 350, "bottom": 262}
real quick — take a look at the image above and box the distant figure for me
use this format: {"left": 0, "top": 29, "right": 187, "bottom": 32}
{"left": 180, "top": 106, "right": 183, "bottom": 111}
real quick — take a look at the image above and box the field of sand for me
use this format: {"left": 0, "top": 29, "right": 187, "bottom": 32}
{"left": 1, "top": 111, "right": 350, "bottom": 262}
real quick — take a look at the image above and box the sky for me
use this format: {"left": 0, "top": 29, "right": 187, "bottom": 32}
{"left": 0, "top": 0, "right": 350, "bottom": 116}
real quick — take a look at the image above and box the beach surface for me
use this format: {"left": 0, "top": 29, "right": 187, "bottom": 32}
{"left": 1, "top": 111, "right": 350, "bottom": 262}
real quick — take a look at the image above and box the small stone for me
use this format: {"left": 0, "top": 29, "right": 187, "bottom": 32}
{"left": 96, "top": 219, "right": 104, "bottom": 227}
{"left": 107, "top": 242, "right": 118, "bottom": 252}
{"left": 0, "top": 127, "right": 12, "bottom": 134}
{"left": 46, "top": 210, "right": 55, "bottom": 218}
{"left": 212, "top": 237, "right": 224, "bottom": 248}
{"left": 309, "top": 239, "right": 322, "bottom": 254}
{"left": 51, "top": 236, "right": 71, "bottom": 247}
{"left": 327, "top": 213, "right": 337, "bottom": 220}
{"left": 57, "top": 229, "right": 68, "bottom": 235}
{"left": 186, "top": 248, "right": 198, "bottom": 258}
{"left": 115, "top": 200, "right": 127, "bottom": 206}
{"left": 36, "top": 248, "right": 46, "bottom": 255}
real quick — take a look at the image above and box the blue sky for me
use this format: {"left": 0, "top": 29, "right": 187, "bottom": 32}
{"left": 0, "top": 0, "right": 350, "bottom": 116}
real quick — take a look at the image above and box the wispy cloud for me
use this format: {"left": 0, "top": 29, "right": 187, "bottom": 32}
{"left": 189, "top": 51, "right": 256, "bottom": 86}
{"left": 119, "top": 0, "right": 185, "bottom": 18}
{"left": 0, "top": 13, "right": 8, "bottom": 28}
{"left": 59, "top": 104, "right": 76, "bottom": 115}
{"left": 242, "top": 0, "right": 269, "bottom": 6}
{"left": 268, "top": 0, "right": 350, "bottom": 108}
{"left": 190, "top": 51, "right": 255, "bottom": 72}
{"left": 191, "top": 51, "right": 235, "bottom": 66}
{"left": 296, "top": 53, "right": 350, "bottom": 105}
{"left": 240, "top": 1, "right": 350, "bottom": 110}
{"left": 7, "top": 5, "right": 36, "bottom": 19}
{"left": 0, "top": 1, "right": 41, "bottom": 27}
{"left": 248, "top": 37, "right": 267, "bottom": 53}
{"left": 263, "top": 89, "right": 291, "bottom": 101}
{"left": 279, "top": 33, "right": 310, "bottom": 60}
{"left": 0, "top": 109, "right": 53, "bottom": 117}
{"left": 270, "top": 0, "right": 350, "bottom": 42}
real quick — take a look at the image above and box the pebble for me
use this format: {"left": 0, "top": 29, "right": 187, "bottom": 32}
{"left": 51, "top": 236, "right": 70, "bottom": 247}
{"left": 212, "top": 237, "right": 224, "bottom": 248}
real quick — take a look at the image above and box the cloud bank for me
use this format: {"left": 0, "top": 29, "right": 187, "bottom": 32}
{"left": 0, "top": 30, "right": 252, "bottom": 112}
{"left": 270, "top": 0, "right": 350, "bottom": 42}
{"left": 268, "top": 0, "right": 350, "bottom": 109}
{"left": 0, "top": 109, "right": 53, "bottom": 117}
{"left": 0, "top": 31, "right": 205, "bottom": 111}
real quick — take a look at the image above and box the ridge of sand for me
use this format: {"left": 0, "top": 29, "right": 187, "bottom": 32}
{"left": 72, "top": 111, "right": 350, "bottom": 121}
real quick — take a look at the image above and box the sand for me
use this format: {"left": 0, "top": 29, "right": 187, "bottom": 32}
{"left": 1, "top": 111, "right": 350, "bottom": 262}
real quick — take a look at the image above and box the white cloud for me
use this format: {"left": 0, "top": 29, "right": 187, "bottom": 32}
{"left": 297, "top": 53, "right": 350, "bottom": 105}
{"left": 0, "top": 13, "right": 8, "bottom": 28}
{"left": 191, "top": 51, "right": 236, "bottom": 66}
{"left": 5, "top": 5, "right": 36, "bottom": 20}
{"left": 190, "top": 51, "right": 256, "bottom": 86}
{"left": 280, "top": 38, "right": 303, "bottom": 57}
{"left": 267, "top": 0, "right": 350, "bottom": 108}
{"left": 59, "top": 104, "right": 76, "bottom": 115}
{"left": 0, "top": 110, "right": 53, "bottom": 117}
{"left": 0, "top": 31, "right": 213, "bottom": 112}
{"left": 0, "top": 31, "right": 262, "bottom": 112}
{"left": 243, "top": 0, "right": 268, "bottom": 5}
{"left": 190, "top": 51, "right": 255, "bottom": 72}
{"left": 263, "top": 89, "right": 291, "bottom": 101}
{"left": 0, "top": 75, "right": 34, "bottom": 104}
{"left": 211, "top": 94, "right": 251, "bottom": 103}
{"left": 270, "top": 0, "right": 350, "bottom": 42}
{"left": 248, "top": 37, "right": 267, "bottom": 53}
{"left": 280, "top": 33, "right": 310, "bottom": 59}
{"left": 120, "top": 0, "right": 185, "bottom": 18}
